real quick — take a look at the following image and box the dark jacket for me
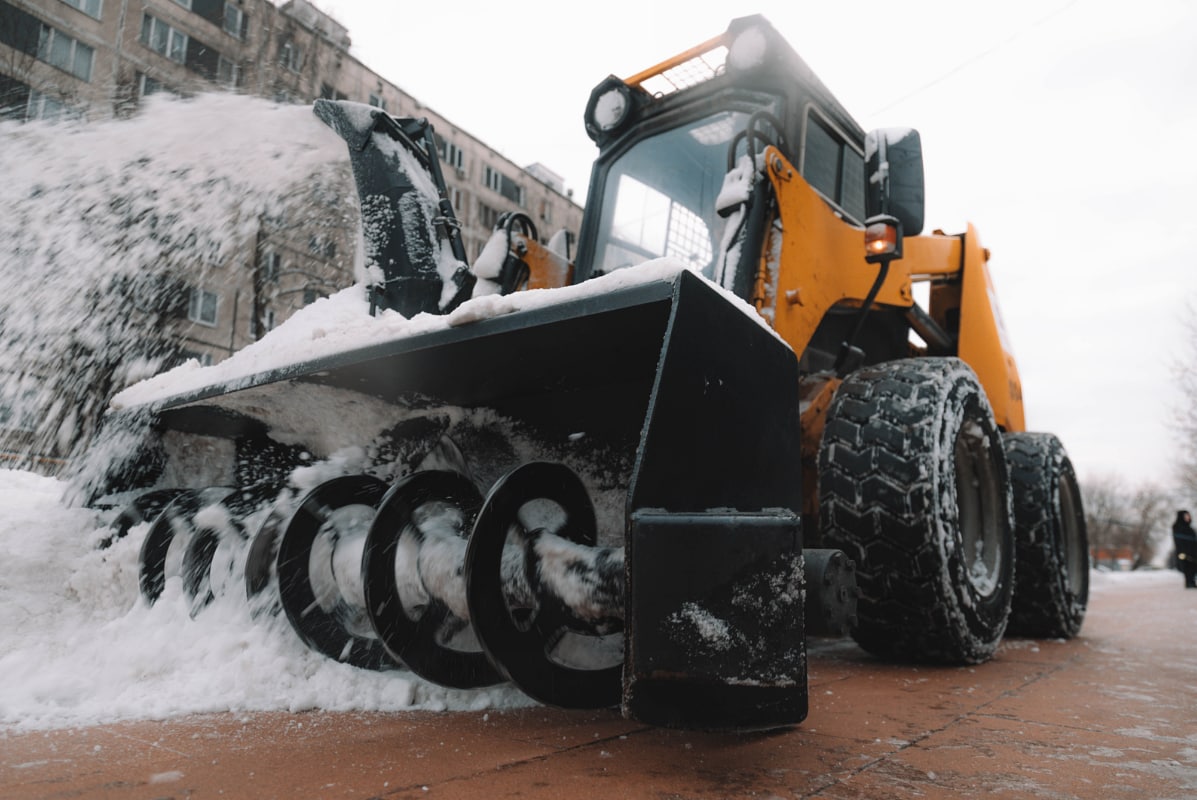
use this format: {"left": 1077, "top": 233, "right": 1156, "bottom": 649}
{"left": 1173, "top": 512, "right": 1197, "bottom": 561}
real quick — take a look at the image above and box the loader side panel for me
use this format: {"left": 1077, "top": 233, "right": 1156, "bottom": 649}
{"left": 955, "top": 224, "right": 1025, "bottom": 432}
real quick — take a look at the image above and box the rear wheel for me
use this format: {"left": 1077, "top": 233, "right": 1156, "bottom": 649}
{"left": 818, "top": 358, "right": 1014, "bottom": 664}
{"left": 1002, "top": 432, "right": 1088, "bottom": 638}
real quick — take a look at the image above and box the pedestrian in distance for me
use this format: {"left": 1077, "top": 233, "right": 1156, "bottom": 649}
{"left": 1172, "top": 510, "right": 1197, "bottom": 589}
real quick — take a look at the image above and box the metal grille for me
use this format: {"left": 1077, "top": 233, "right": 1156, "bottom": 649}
{"left": 665, "top": 203, "right": 713, "bottom": 268}
{"left": 638, "top": 46, "right": 728, "bottom": 97}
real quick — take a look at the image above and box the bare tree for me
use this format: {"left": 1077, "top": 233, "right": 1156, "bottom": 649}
{"left": 1082, "top": 474, "right": 1124, "bottom": 559}
{"left": 1174, "top": 299, "right": 1197, "bottom": 497}
{"left": 0, "top": 3, "right": 39, "bottom": 117}
{"left": 1124, "top": 484, "right": 1170, "bottom": 567}
{"left": 1081, "top": 475, "right": 1172, "bottom": 568}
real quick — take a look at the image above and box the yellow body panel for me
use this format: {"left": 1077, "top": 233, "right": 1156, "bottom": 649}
{"left": 760, "top": 147, "right": 1025, "bottom": 432}
{"left": 519, "top": 236, "right": 574, "bottom": 290}
{"left": 955, "top": 225, "right": 1025, "bottom": 432}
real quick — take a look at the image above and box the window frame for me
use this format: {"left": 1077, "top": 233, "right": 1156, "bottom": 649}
{"left": 188, "top": 287, "right": 220, "bottom": 327}
{"left": 58, "top": 0, "right": 102, "bottom": 20}
{"left": 222, "top": 3, "right": 245, "bottom": 39}
{"left": 137, "top": 73, "right": 169, "bottom": 98}
{"left": 37, "top": 25, "right": 94, "bottom": 82}
{"left": 260, "top": 249, "right": 281, "bottom": 282}
{"left": 141, "top": 14, "right": 188, "bottom": 65}
{"left": 799, "top": 104, "right": 866, "bottom": 225}
{"left": 26, "top": 89, "right": 73, "bottom": 121}
{"left": 445, "top": 141, "right": 463, "bottom": 171}
{"left": 217, "top": 54, "right": 239, "bottom": 86}
{"left": 279, "top": 40, "right": 303, "bottom": 72}
{"left": 484, "top": 165, "right": 501, "bottom": 193}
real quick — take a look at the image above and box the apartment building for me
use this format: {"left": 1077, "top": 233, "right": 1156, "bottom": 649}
{"left": 0, "top": 0, "right": 584, "bottom": 469}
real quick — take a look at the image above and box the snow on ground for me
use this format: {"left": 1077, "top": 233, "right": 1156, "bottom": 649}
{"left": 0, "top": 466, "right": 1179, "bottom": 733}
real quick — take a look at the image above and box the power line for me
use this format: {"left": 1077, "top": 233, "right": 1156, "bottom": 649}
{"left": 867, "top": 0, "right": 1081, "bottom": 118}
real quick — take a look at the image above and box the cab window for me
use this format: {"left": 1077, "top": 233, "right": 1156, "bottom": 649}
{"left": 803, "top": 110, "right": 865, "bottom": 223}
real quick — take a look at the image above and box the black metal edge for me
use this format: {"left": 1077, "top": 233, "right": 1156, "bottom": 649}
{"left": 139, "top": 278, "right": 680, "bottom": 414}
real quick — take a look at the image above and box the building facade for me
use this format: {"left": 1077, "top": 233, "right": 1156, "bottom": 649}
{"left": 0, "top": 0, "right": 584, "bottom": 468}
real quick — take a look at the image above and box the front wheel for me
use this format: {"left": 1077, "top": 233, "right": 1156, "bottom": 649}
{"left": 1002, "top": 432, "right": 1088, "bottom": 638}
{"left": 818, "top": 358, "right": 1014, "bottom": 664}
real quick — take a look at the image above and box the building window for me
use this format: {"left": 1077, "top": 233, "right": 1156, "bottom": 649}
{"left": 137, "top": 73, "right": 170, "bottom": 98}
{"left": 202, "top": 239, "right": 224, "bottom": 266}
{"left": 141, "top": 14, "right": 188, "bottom": 64}
{"left": 479, "top": 202, "right": 500, "bottom": 230}
{"left": 26, "top": 90, "right": 75, "bottom": 121}
{"left": 319, "top": 83, "right": 347, "bottom": 101}
{"left": 172, "top": 0, "right": 192, "bottom": 9}
{"left": 279, "top": 40, "right": 303, "bottom": 72}
{"left": 437, "top": 136, "right": 464, "bottom": 172}
{"left": 0, "top": 75, "right": 31, "bottom": 121}
{"left": 37, "top": 25, "right": 94, "bottom": 82}
{"left": 217, "top": 55, "right": 239, "bottom": 87}
{"left": 188, "top": 288, "right": 219, "bottom": 326}
{"left": 368, "top": 93, "right": 386, "bottom": 110}
{"left": 59, "top": 0, "right": 102, "bottom": 19}
{"left": 450, "top": 187, "right": 463, "bottom": 213}
{"left": 251, "top": 307, "right": 275, "bottom": 338}
{"left": 308, "top": 235, "right": 335, "bottom": 258}
{"left": 223, "top": 4, "right": 245, "bottom": 38}
{"left": 260, "top": 249, "right": 280, "bottom": 281}
{"left": 484, "top": 165, "right": 501, "bottom": 193}
{"left": 302, "top": 288, "right": 324, "bottom": 305}
{"left": 484, "top": 165, "right": 525, "bottom": 206}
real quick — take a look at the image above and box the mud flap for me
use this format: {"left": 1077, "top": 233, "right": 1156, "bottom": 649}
{"left": 625, "top": 510, "right": 805, "bottom": 730}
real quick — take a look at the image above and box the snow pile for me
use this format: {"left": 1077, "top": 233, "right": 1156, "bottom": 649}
{"left": 0, "top": 92, "right": 354, "bottom": 460}
{"left": 0, "top": 469, "right": 530, "bottom": 731}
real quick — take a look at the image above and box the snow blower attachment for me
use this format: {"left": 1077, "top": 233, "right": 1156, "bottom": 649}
{"left": 79, "top": 13, "right": 1090, "bottom": 732}
{"left": 92, "top": 267, "right": 846, "bottom": 729}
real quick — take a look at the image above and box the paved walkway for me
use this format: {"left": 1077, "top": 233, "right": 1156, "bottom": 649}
{"left": 4, "top": 571, "right": 1195, "bottom": 799}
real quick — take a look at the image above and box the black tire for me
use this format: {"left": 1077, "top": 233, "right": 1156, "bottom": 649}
{"left": 1002, "top": 432, "right": 1088, "bottom": 638}
{"left": 818, "top": 357, "right": 1014, "bottom": 664}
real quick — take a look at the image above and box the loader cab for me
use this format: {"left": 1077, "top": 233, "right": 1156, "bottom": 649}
{"left": 584, "top": 100, "right": 776, "bottom": 280}
{"left": 574, "top": 14, "right": 867, "bottom": 291}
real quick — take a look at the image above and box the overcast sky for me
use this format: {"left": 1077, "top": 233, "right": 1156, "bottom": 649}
{"left": 317, "top": 0, "right": 1197, "bottom": 491}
